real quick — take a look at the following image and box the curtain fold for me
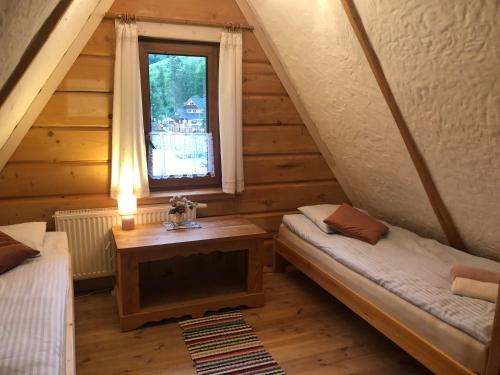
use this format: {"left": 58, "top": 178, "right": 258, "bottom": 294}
{"left": 110, "top": 20, "right": 150, "bottom": 198}
{"left": 218, "top": 31, "right": 244, "bottom": 194}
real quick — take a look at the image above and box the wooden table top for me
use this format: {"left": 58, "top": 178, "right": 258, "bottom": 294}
{"left": 112, "top": 215, "right": 267, "bottom": 252}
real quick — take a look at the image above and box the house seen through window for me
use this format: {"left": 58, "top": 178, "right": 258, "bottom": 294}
{"left": 139, "top": 40, "right": 221, "bottom": 191}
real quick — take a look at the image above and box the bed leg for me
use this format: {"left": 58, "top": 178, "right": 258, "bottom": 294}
{"left": 483, "top": 286, "right": 500, "bottom": 375}
{"left": 273, "top": 238, "right": 288, "bottom": 273}
{"left": 273, "top": 251, "right": 287, "bottom": 273}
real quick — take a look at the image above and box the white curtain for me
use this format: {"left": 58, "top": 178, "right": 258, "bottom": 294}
{"left": 219, "top": 31, "right": 244, "bottom": 194}
{"left": 110, "top": 20, "right": 149, "bottom": 198}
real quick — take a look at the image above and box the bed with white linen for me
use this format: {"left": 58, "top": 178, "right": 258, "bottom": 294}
{"left": 275, "top": 213, "right": 500, "bottom": 375}
{"left": 0, "top": 232, "right": 75, "bottom": 375}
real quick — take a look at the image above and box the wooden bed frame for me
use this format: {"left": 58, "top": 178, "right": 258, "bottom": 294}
{"left": 274, "top": 236, "right": 500, "bottom": 375}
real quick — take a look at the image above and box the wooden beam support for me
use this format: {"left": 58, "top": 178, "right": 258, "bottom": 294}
{"left": 340, "top": 0, "right": 466, "bottom": 251}
{"left": 0, "top": 0, "right": 72, "bottom": 107}
{"left": 0, "top": 0, "right": 114, "bottom": 172}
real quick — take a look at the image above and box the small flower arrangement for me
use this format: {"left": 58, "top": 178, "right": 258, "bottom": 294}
{"left": 168, "top": 195, "right": 197, "bottom": 215}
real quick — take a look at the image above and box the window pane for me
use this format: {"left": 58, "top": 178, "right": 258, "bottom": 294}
{"left": 150, "top": 132, "right": 214, "bottom": 178}
{"left": 148, "top": 53, "right": 212, "bottom": 179}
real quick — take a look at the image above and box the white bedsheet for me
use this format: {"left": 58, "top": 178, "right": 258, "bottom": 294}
{"left": 0, "top": 232, "right": 70, "bottom": 375}
{"left": 283, "top": 214, "right": 500, "bottom": 344}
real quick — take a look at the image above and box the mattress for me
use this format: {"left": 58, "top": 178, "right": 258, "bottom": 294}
{"left": 0, "top": 232, "right": 70, "bottom": 375}
{"left": 279, "top": 221, "right": 490, "bottom": 373}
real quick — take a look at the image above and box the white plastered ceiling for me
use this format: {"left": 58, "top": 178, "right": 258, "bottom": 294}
{"left": 248, "top": 0, "right": 500, "bottom": 260}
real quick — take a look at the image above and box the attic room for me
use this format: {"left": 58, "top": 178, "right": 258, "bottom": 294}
{"left": 0, "top": 0, "right": 499, "bottom": 374}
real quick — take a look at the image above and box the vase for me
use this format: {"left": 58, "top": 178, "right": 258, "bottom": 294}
{"left": 170, "top": 213, "right": 185, "bottom": 226}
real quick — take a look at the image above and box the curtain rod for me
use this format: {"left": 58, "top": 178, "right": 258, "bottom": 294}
{"left": 104, "top": 13, "right": 254, "bottom": 31}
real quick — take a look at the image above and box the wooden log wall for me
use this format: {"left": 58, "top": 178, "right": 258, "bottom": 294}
{"left": 0, "top": 0, "right": 348, "bottom": 262}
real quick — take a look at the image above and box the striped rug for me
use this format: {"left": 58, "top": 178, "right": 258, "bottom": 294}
{"left": 179, "top": 311, "right": 285, "bottom": 375}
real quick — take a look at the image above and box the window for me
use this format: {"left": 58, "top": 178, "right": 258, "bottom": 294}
{"left": 139, "top": 39, "right": 221, "bottom": 191}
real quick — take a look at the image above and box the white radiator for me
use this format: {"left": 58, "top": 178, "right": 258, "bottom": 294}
{"left": 54, "top": 205, "right": 196, "bottom": 280}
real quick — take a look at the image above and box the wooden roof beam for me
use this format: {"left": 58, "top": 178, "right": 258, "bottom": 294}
{"left": 0, "top": 0, "right": 114, "bottom": 172}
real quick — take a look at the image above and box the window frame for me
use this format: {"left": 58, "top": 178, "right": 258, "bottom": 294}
{"left": 138, "top": 38, "right": 222, "bottom": 192}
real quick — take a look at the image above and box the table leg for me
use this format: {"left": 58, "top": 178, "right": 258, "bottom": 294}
{"left": 247, "top": 239, "right": 264, "bottom": 294}
{"left": 117, "top": 253, "right": 140, "bottom": 315}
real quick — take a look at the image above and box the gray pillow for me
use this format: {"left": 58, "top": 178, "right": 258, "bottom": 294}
{"left": 298, "top": 204, "right": 340, "bottom": 234}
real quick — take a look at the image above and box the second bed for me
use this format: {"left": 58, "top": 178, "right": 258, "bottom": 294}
{"left": 276, "top": 213, "right": 500, "bottom": 374}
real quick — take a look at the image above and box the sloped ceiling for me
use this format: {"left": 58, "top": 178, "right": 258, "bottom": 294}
{"left": 0, "top": 0, "right": 60, "bottom": 91}
{"left": 247, "top": 0, "right": 500, "bottom": 260}
{"left": 0, "top": 0, "right": 113, "bottom": 172}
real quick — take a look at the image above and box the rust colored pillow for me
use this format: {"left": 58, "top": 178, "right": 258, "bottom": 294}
{"left": 323, "top": 204, "right": 389, "bottom": 245}
{"left": 0, "top": 231, "right": 40, "bottom": 275}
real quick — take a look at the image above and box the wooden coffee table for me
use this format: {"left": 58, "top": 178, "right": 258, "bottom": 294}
{"left": 111, "top": 215, "right": 267, "bottom": 331}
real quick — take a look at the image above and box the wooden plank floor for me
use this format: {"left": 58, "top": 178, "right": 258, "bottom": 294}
{"left": 75, "top": 270, "right": 431, "bottom": 374}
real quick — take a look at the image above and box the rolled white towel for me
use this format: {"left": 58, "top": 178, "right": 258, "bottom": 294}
{"left": 451, "top": 277, "right": 498, "bottom": 303}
